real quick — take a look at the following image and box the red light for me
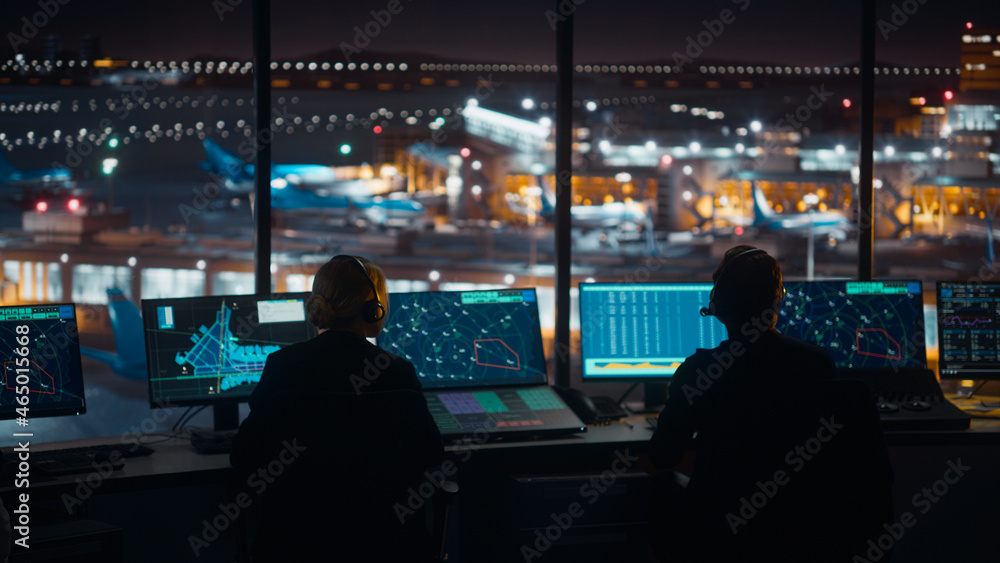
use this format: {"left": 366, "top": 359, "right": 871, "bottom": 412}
{"left": 966, "top": 22, "right": 973, "bottom": 30}
{"left": 35, "top": 201, "right": 48, "bottom": 212}
{"left": 459, "top": 147, "right": 471, "bottom": 158}
{"left": 735, "top": 226, "right": 744, "bottom": 236}
{"left": 918, "top": 97, "right": 926, "bottom": 106}
{"left": 67, "top": 198, "right": 81, "bottom": 212}
{"left": 842, "top": 99, "right": 852, "bottom": 109}
{"left": 659, "top": 154, "right": 673, "bottom": 167}
{"left": 944, "top": 90, "right": 954, "bottom": 101}
{"left": 373, "top": 125, "right": 382, "bottom": 134}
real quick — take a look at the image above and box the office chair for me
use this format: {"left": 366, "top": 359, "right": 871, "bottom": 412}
{"left": 661, "top": 378, "right": 894, "bottom": 563}
{"left": 231, "top": 389, "right": 455, "bottom": 562}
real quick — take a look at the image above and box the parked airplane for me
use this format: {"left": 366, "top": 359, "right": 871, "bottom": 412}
{"left": 80, "top": 288, "right": 147, "bottom": 380}
{"left": 507, "top": 179, "right": 651, "bottom": 232}
{"left": 0, "top": 151, "right": 71, "bottom": 188}
{"left": 751, "top": 182, "right": 852, "bottom": 240}
{"left": 202, "top": 139, "right": 425, "bottom": 226}
{"left": 200, "top": 138, "right": 371, "bottom": 197}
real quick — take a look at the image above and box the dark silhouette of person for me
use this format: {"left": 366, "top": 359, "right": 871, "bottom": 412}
{"left": 231, "top": 255, "right": 443, "bottom": 561}
{"left": 648, "top": 245, "right": 894, "bottom": 562}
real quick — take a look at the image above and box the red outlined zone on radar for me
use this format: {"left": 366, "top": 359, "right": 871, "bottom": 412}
{"left": 474, "top": 339, "right": 521, "bottom": 370}
{"left": 3, "top": 360, "right": 56, "bottom": 394}
{"left": 855, "top": 328, "right": 901, "bottom": 360}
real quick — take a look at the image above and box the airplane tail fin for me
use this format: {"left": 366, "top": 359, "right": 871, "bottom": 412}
{"left": 751, "top": 182, "right": 775, "bottom": 223}
{"left": 106, "top": 287, "right": 147, "bottom": 376}
{"left": 201, "top": 138, "right": 246, "bottom": 181}
{"left": 537, "top": 176, "right": 556, "bottom": 215}
{"left": 0, "top": 151, "right": 16, "bottom": 176}
{"left": 988, "top": 214, "right": 996, "bottom": 267}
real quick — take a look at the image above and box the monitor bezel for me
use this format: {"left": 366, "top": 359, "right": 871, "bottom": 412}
{"left": 777, "top": 279, "right": 928, "bottom": 371}
{"left": 0, "top": 302, "right": 86, "bottom": 420}
{"left": 936, "top": 280, "right": 1000, "bottom": 380}
{"left": 140, "top": 292, "right": 314, "bottom": 409}
{"left": 377, "top": 287, "right": 549, "bottom": 391}
{"left": 577, "top": 281, "right": 722, "bottom": 382}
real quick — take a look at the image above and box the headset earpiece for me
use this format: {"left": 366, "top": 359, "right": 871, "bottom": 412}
{"left": 334, "top": 255, "right": 385, "bottom": 324}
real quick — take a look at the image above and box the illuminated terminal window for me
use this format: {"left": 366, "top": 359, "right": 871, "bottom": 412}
{"left": 213, "top": 271, "right": 255, "bottom": 295}
{"left": 72, "top": 265, "right": 133, "bottom": 304}
{"left": 141, "top": 268, "right": 206, "bottom": 300}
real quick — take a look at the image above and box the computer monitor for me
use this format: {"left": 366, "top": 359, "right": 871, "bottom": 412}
{"left": 937, "top": 281, "right": 1000, "bottom": 379}
{"left": 578, "top": 282, "right": 728, "bottom": 410}
{"left": 378, "top": 288, "right": 548, "bottom": 388}
{"left": 776, "top": 280, "right": 927, "bottom": 370}
{"left": 0, "top": 303, "right": 86, "bottom": 420}
{"left": 378, "top": 289, "right": 586, "bottom": 439}
{"left": 141, "top": 292, "right": 315, "bottom": 430}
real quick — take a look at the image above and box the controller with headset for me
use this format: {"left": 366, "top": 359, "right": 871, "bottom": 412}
{"left": 334, "top": 254, "right": 385, "bottom": 324}
{"left": 699, "top": 248, "right": 767, "bottom": 318}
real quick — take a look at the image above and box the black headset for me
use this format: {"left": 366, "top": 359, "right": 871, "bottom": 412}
{"left": 700, "top": 248, "right": 767, "bottom": 317}
{"left": 334, "top": 255, "right": 385, "bottom": 324}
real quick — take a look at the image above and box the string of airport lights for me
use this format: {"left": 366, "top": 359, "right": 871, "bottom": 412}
{"left": 0, "top": 57, "right": 963, "bottom": 78}
{"left": 0, "top": 92, "right": 672, "bottom": 151}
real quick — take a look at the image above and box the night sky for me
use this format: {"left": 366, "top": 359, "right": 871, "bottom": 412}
{"left": 2, "top": 0, "right": 999, "bottom": 67}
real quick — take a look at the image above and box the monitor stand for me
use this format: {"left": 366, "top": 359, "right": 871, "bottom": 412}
{"left": 189, "top": 404, "right": 240, "bottom": 455}
{"left": 622, "top": 383, "right": 667, "bottom": 415}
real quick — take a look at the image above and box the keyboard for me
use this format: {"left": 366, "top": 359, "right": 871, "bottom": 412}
{"left": 23, "top": 443, "right": 154, "bottom": 477}
{"left": 591, "top": 395, "right": 629, "bottom": 420}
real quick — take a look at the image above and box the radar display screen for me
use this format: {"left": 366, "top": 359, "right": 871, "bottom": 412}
{"left": 0, "top": 303, "right": 85, "bottom": 419}
{"left": 141, "top": 293, "right": 315, "bottom": 405}
{"left": 378, "top": 289, "right": 548, "bottom": 389}
{"left": 776, "top": 281, "right": 926, "bottom": 369}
